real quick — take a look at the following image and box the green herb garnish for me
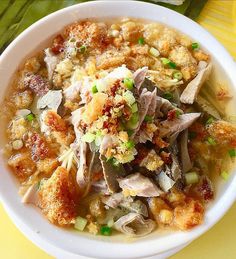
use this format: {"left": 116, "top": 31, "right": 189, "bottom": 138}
{"left": 228, "top": 149, "right": 236, "bottom": 157}
{"left": 138, "top": 37, "right": 145, "bottom": 45}
{"left": 78, "top": 45, "right": 86, "bottom": 53}
{"left": 100, "top": 225, "right": 112, "bottom": 236}
{"left": 163, "top": 92, "right": 173, "bottom": 100}
{"left": 206, "top": 117, "right": 215, "bottom": 125}
{"left": 91, "top": 84, "right": 98, "bottom": 94}
{"left": 191, "top": 42, "right": 199, "bottom": 49}
{"left": 123, "top": 78, "right": 134, "bottom": 91}
{"left": 144, "top": 115, "right": 153, "bottom": 122}
{"left": 207, "top": 137, "right": 216, "bottom": 145}
{"left": 124, "top": 140, "right": 135, "bottom": 149}
{"left": 173, "top": 71, "right": 183, "bottom": 80}
{"left": 160, "top": 57, "right": 176, "bottom": 68}
{"left": 26, "top": 113, "right": 35, "bottom": 121}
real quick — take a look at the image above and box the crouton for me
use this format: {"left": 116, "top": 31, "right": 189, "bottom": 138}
{"left": 8, "top": 152, "right": 36, "bottom": 181}
{"left": 44, "top": 110, "right": 67, "bottom": 132}
{"left": 192, "top": 50, "right": 209, "bottom": 62}
{"left": 174, "top": 199, "right": 204, "bottom": 230}
{"left": 166, "top": 188, "right": 186, "bottom": 207}
{"left": 38, "top": 166, "right": 77, "bottom": 226}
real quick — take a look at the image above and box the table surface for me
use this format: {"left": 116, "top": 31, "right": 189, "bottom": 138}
{"left": 1, "top": 0, "right": 236, "bottom": 258}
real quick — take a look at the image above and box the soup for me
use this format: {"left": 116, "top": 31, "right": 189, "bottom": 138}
{"left": 2, "top": 18, "right": 236, "bottom": 237}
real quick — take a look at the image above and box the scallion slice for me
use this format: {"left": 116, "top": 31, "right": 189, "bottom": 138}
{"left": 160, "top": 58, "right": 176, "bottom": 68}
{"left": 100, "top": 225, "right": 112, "bottom": 236}
{"left": 149, "top": 47, "right": 160, "bottom": 57}
{"left": 228, "top": 149, "right": 236, "bottom": 157}
{"left": 26, "top": 113, "right": 35, "bottom": 121}
{"left": 207, "top": 137, "right": 216, "bottom": 145}
{"left": 74, "top": 216, "right": 88, "bottom": 231}
{"left": 163, "top": 92, "right": 173, "bottom": 100}
{"left": 79, "top": 45, "right": 86, "bottom": 53}
{"left": 138, "top": 37, "right": 145, "bottom": 45}
{"left": 124, "top": 140, "right": 135, "bottom": 149}
{"left": 206, "top": 117, "right": 215, "bottom": 125}
{"left": 173, "top": 71, "right": 182, "bottom": 80}
{"left": 123, "top": 78, "right": 134, "bottom": 91}
{"left": 131, "top": 103, "right": 138, "bottom": 113}
{"left": 91, "top": 84, "right": 98, "bottom": 94}
{"left": 191, "top": 42, "right": 199, "bottom": 50}
{"left": 81, "top": 132, "right": 96, "bottom": 143}
{"left": 221, "top": 171, "right": 229, "bottom": 181}
{"left": 185, "top": 172, "right": 199, "bottom": 185}
{"left": 144, "top": 115, "right": 153, "bottom": 122}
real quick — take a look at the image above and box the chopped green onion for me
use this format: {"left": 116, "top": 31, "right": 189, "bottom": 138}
{"left": 138, "top": 37, "right": 145, "bottom": 45}
{"left": 221, "top": 171, "right": 229, "bottom": 181}
{"left": 100, "top": 225, "right": 112, "bottom": 236}
{"left": 206, "top": 117, "right": 215, "bottom": 125}
{"left": 124, "top": 140, "right": 135, "bottom": 149}
{"left": 163, "top": 92, "right": 173, "bottom": 100}
{"left": 127, "top": 129, "right": 134, "bottom": 136}
{"left": 173, "top": 71, "right": 182, "bottom": 80}
{"left": 189, "top": 131, "right": 197, "bottom": 139}
{"left": 144, "top": 115, "right": 153, "bottom": 122}
{"left": 107, "top": 219, "right": 114, "bottom": 227}
{"left": 228, "top": 149, "right": 236, "bottom": 157}
{"left": 91, "top": 84, "right": 98, "bottom": 94}
{"left": 78, "top": 45, "right": 86, "bottom": 53}
{"left": 107, "top": 157, "right": 120, "bottom": 167}
{"left": 175, "top": 110, "right": 181, "bottom": 118}
{"left": 127, "top": 112, "right": 139, "bottom": 129}
{"left": 191, "top": 42, "right": 199, "bottom": 50}
{"left": 207, "top": 137, "right": 216, "bottom": 145}
{"left": 26, "top": 113, "right": 35, "bottom": 121}
{"left": 81, "top": 132, "right": 96, "bottom": 143}
{"left": 123, "top": 78, "right": 134, "bottom": 91}
{"left": 185, "top": 172, "right": 199, "bottom": 185}
{"left": 74, "top": 216, "right": 88, "bottom": 231}
{"left": 149, "top": 47, "right": 160, "bottom": 57}
{"left": 131, "top": 103, "right": 138, "bottom": 113}
{"left": 123, "top": 90, "right": 136, "bottom": 106}
{"left": 160, "top": 58, "right": 176, "bottom": 69}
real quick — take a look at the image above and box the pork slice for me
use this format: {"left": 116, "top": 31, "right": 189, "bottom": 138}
{"left": 156, "top": 96, "right": 182, "bottom": 118}
{"left": 180, "top": 61, "right": 212, "bottom": 104}
{"left": 113, "top": 213, "right": 156, "bottom": 237}
{"left": 179, "top": 129, "right": 192, "bottom": 173}
{"left": 99, "top": 155, "right": 126, "bottom": 193}
{"left": 118, "top": 172, "right": 163, "bottom": 197}
{"left": 159, "top": 113, "right": 201, "bottom": 138}
{"left": 133, "top": 66, "right": 148, "bottom": 91}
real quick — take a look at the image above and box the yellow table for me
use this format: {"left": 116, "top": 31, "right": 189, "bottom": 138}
{"left": 1, "top": 0, "right": 236, "bottom": 258}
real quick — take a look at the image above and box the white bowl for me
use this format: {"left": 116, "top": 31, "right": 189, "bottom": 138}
{"left": 0, "top": 1, "right": 236, "bottom": 258}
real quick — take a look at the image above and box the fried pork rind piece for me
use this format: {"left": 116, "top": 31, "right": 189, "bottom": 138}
{"left": 207, "top": 120, "right": 236, "bottom": 146}
{"left": 8, "top": 152, "right": 36, "bottom": 182}
{"left": 64, "top": 21, "right": 108, "bottom": 50}
{"left": 173, "top": 199, "right": 204, "bottom": 230}
{"left": 38, "top": 166, "right": 77, "bottom": 226}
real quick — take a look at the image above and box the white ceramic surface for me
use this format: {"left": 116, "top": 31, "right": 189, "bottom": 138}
{"left": 0, "top": 1, "right": 236, "bottom": 258}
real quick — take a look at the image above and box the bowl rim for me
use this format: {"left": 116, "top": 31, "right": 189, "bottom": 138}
{"left": 1, "top": 1, "right": 236, "bottom": 258}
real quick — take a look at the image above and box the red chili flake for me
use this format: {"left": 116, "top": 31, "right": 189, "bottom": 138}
{"left": 216, "top": 87, "right": 232, "bottom": 101}
{"left": 51, "top": 34, "right": 64, "bottom": 54}
{"left": 230, "top": 139, "right": 236, "bottom": 148}
{"left": 103, "top": 121, "right": 109, "bottom": 129}
{"left": 102, "top": 105, "right": 112, "bottom": 115}
{"left": 92, "top": 171, "right": 104, "bottom": 182}
{"left": 153, "top": 135, "right": 169, "bottom": 149}
{"left": 160, "top": 151, "right": 172, "bottom": 164}
{"left": 197, "top": 176, "right": 214, "bottom": 201}
{"left": 189, "top": 122, "right": 208, "bottom": 141}
{"left": 109, "top": 80, "right": 121, "bottom": 97}
{"left": 167, "top": 109, "right": 177, "bottom": 121}
{"left": 26, "top": 74, "right": 50, "bottom": 96}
